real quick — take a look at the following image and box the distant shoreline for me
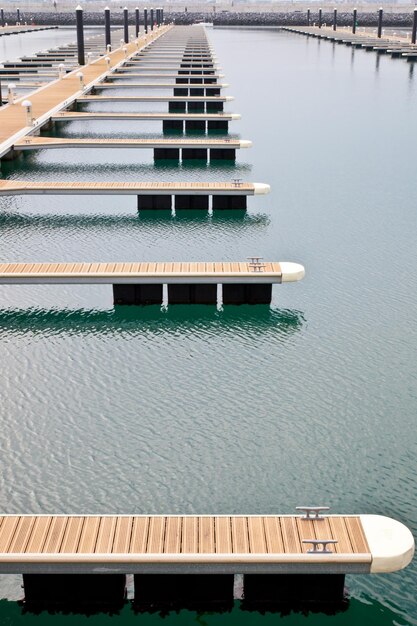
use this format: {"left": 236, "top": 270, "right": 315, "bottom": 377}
{"left": 1, "top": 11, "right": 414, "bottom": 28}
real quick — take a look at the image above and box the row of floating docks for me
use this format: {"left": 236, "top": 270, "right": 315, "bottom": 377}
{"left": 283, "top": 23, "right": 417, "bottom": 62}
{"left": 0, "top": 18, "right": 303, "bottom": 306}
{"left": 0, "top": 17, "right": 414, "bottom": 612}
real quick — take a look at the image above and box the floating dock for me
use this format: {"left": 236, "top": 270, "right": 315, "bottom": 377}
{"left": 0, "top": 260, "right": 304, "bottom": 305}
{"left": 0, "top": 512, "right": 412, "bottom": 610}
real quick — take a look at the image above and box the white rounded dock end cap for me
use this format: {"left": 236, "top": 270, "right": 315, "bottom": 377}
{"left": 280, "top": 262, "right": 305, "bottom": 282}
{"left": 230, "top": 113, "right": 241, "bottom": 120}
{"left": 222, "top": 83, "right": 230, "bottom": 88}
{"left": 21, "top": 99, "right": 32, "bottom": 107}
{"left": 239, "top": 140, "right": 252, "bottom": 148}
{"left": 253, "top": 183, "right": 270, "bottom": 195}
{"left": 76, "top": 5, "right": 83, "bottom": 11}
{"left": 8, "top": 83, "right": 16, "bottom": 89}
{"left": 219, "top": 73, "right": 225, "bottom": 78}
{"left": 225, "top": 96, "right": 234, "bottom": 101}
{"left": 361, "top": 515, "right": 415, "bottom": 573}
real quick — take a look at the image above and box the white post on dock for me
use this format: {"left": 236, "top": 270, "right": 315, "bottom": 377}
{"left": 76, "top": 71, "right": 84, "bottom": 90}
{"left": 7, "top": 83, "right": 16, "bottom": 104}
{"left": 21, "top": 99, "right": 33, "bottom": 125}
{"left": 58, "top": 63, "right": 65, "bottom": 78}
{"left": 105, "top": 56, "right": 111, "bottom": 69}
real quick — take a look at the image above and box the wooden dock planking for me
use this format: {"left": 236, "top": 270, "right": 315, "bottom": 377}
{"left": 50, "top": 112, "right": 238, "bottom": 122}
{"left": 14, "top": 137, "right": 248, "bottom": 150}
{"left": 0, "top": 515, "right": 373, "bottom": 567}
{"left": 0, "top": 181, "right": 261, "bottom": 197}
{"left": 0, "top": 24, "right": 172, "bottom": 152}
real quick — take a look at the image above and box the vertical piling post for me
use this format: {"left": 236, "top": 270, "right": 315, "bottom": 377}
{"left": 150, "top": 8, "right": 154, "bottom": 30}
{"left": 412, "top": 8, "right": 417, "bottom": 44}
{"left": 135, "top": 7, "right": 139, "bottom": 36}
{"left": 307, "top": 8, "right": 310, "bottom": 26}
{"left": 144, "top": 7, "right": 148, "bottom": 33}
{"left": 104, "top": 6, "right": 111, "bottom": 49}
{"left": 16, "top": 7, "right": 20, "bottom": 23}
{"left": 333, "top": 8, "right": 337, "bottom": 31}
{"left": 76, "top": 5, "right": 85, "bottom": 66}
{"left": 0, "top": 8, "right": 4, "bottom": 27}
{"left": 0, "top": 80, "right": 2, "bottom": 107}
{"left": 377, "top": 7, "right": 383, "bottom": 38}
{"left": 318, "top": 7, "right": 322, "bottom": 28}
{"left": 123, "top": 7, "right": 129, "bottom": 43}
{"left": 161, "top": 7, "right": 164, "bottom": 23}
{"left": 352, "top": 8, "right": 357, "bottom": 34}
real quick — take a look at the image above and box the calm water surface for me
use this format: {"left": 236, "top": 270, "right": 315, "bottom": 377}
{"left": 0, "top": 26, "right": 416, "bottom": 625}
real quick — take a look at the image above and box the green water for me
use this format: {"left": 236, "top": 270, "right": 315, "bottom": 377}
{"left": 0, "top": 26, "right": 416, "bottom": 625}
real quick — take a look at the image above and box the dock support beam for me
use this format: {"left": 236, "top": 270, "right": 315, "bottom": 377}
{"left": 185, "top": 120, "right": 206, "bottom": 131}
{"left": 175, "top": 194, "right": 209, "bottom": 209}
{"left": 23, "top": 574, "right": 126, "bottom": 611}
{"left": 137, "top": 194, "right": 172, "bottom": 210}
{"left": 208, "top": 120, "right": 228, "bottom": 131}
{"left": 76, "top": 5, "right": 85, "bottom": 67}
{"left": 181, "top": 148, "right": 208, "bottom": 160}
{"left": 113, "top": 284, "right": 163, "bottom": 305}
{"left": 104, "top": 7, "right": 111, "bottom": 49}
{"left": 212, "top": 195, "right": 246, "bottom": 210}
{"left": 222, "top": 284, "right": 272, "bottom": 304}
{"left": 353, "top": 8, "right": 357, "bottom": 34}
{"left": 243, "top": 574, "right": 346, "bottom": 609}
{"left": 134, "top": 574, "right": 234, "bottom": 610}
{"left": 377, "top": 7, "right": 383, "bottom": 38}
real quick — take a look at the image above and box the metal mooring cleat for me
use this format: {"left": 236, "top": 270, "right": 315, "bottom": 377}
{"left": 302, "top": 539, "right": 338, "bottom": 554}
{"left": 296, "top": 506, "right": 330, "bottom": 520}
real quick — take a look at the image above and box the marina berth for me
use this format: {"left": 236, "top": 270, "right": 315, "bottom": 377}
{"left": 12, "top": 136, "right": 252, "bottom": 162}
{"left": 0, "top": 512, "right": 411, "bottom": 610}
{"left": 0, "top": 260, "right": 303, "bottom": 305}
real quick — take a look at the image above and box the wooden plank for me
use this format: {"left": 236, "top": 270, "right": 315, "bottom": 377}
{"left": 43, "top": 516, "right": 68, "bottom": 553}
{"left": 199, "top": 516, "right": 215, "bottom": 553}
{"left": 263, "top": 517, "right": 284, "bottom": 554}
{"left": 247, "top": 517, "right": 266, "bottom": 553}
{"left": 78, "top": 516, "right": 101, "bottom": 553}
{"left": 182, "top": 517, "right": 198, "bottom": 553}
{"left": 113, "top": 517, "right": 133, "bottom": 553}
{"left": 281, "top": 517, "right": 302, "bottom": 553}
{"left": 130, "top": 517, "right": 149, "bottom": 554}
{"left": 25, "top": 516, "right": 52, "bottom": 553}
{"left": 215, "top": 517, "right": 232, "bottom": 553}
{"left": 346, "top": 517, "right": 370, "bottom": 553}
{"left": 60, "top": 517, "right": 85, "bottom": 553}
{"left": 147, "top": 517, "right": 165, "bottom": 553}
{"left": 8, "top": 516, "right": 36, "bottom": 553}
{"left": 231, "top": 517, "right": 249, "bottom": 553}
{"left": 95, "top": 517, "right": 117, "bottom": 553}
{"left": 0, "top": 517, "right": 20, "bottom": 553}
{"left": 164, "top": 517, "right": 182, "bottom": 553}
{"left": 328, "top": 517, "right": 354, "bottom": 554}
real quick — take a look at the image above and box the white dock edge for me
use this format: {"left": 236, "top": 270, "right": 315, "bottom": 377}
{"left": 361, "top": 515, "right": 415, "bottom": 573}
{"left": 280, "top": 262, "right": 306, "bottom": 283}
{"left": 253, "top": 183, "right": 270, "bottom": 195}
{"left": 239, "top": 140, "right": 252, "bottom": 149}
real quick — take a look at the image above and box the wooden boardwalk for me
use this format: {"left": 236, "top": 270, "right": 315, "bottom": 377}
{"left": 50, "top": 112, "right": 240, "bottom": 122}
{"left": 0, "top": 24, "right": 172, "bottom": 157}
{"left": 76, "top": 95, "right": 233, "bottom": 103}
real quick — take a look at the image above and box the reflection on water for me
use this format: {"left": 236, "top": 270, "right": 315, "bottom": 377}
{"left": 0, "top": 594, "right": 411, "bottom": 626}
{"left": 0, "top": 306, "right": 305, "bottom": 338}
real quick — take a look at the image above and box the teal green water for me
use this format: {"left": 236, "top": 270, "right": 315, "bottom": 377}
{"left": 0, "top": 26, "right": 416, "bottom": 625}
